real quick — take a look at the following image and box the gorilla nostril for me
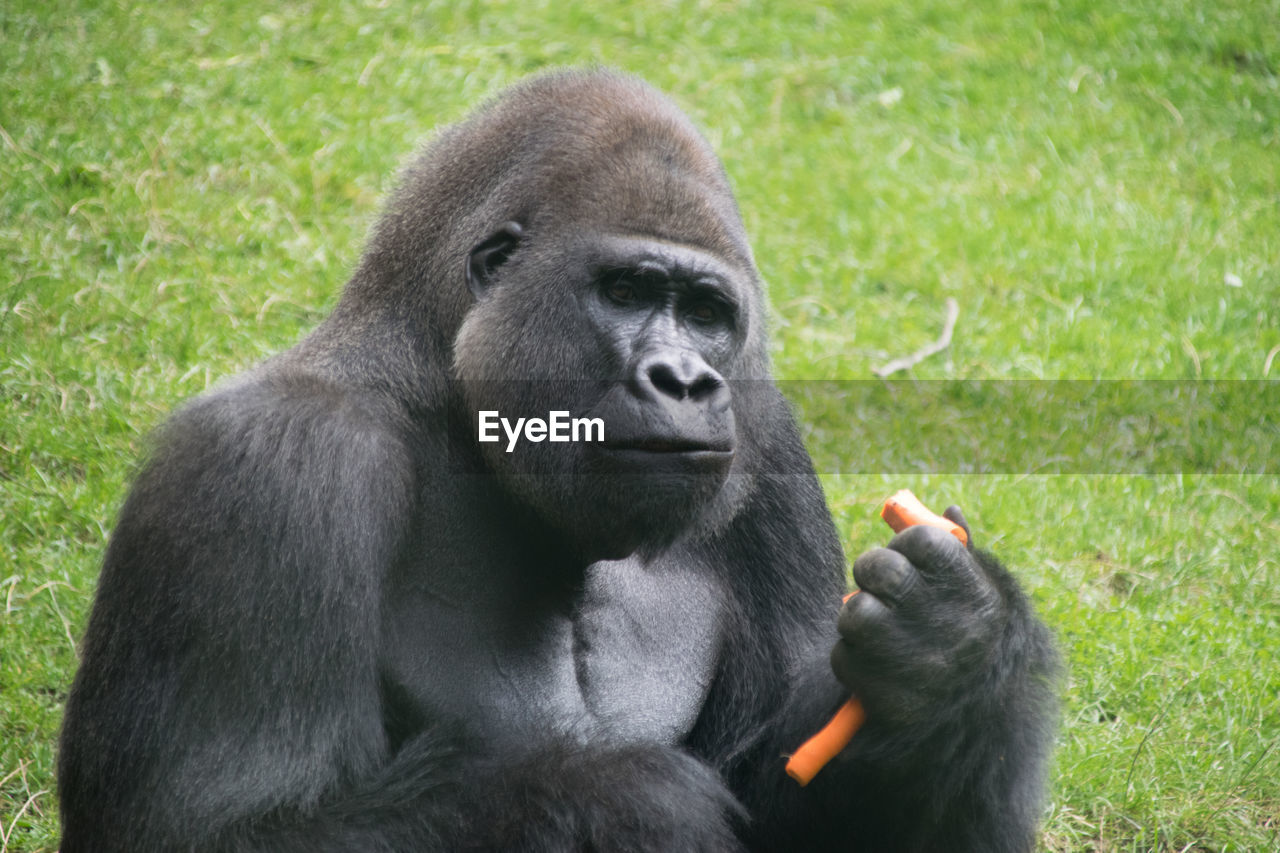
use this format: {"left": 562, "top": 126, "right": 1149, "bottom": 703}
{"left": 688, "top": 372, "right": 724, "bottom": 402}
{"left": 638, "top": 353, "right": 727, "bottom": 404}
{"left": 647, "top": 362, "right": 689, "bottom": 400}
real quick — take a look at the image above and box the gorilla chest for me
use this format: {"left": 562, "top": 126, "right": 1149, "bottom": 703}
{"left": 384, "top": 556, "right": 726, "bottom": 751}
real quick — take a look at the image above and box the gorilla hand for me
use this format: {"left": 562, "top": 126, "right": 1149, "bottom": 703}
{"left": 830, "top": 518, "right": 1004, "bottom": 728}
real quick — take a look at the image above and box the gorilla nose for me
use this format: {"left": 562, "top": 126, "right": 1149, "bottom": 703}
{"left": 638, "top": 353, "right": 727, "bottom": 404}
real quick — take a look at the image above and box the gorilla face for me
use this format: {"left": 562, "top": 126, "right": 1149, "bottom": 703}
{"left": 454, "top": 228, "right": 750, "bottom": 560}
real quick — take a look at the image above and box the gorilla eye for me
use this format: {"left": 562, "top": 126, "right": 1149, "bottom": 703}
{"left": 688, "top": 302, "right": 719, "bottom": 325}
{"left": 606, "top": 282, "right": 638, "bottom": 304}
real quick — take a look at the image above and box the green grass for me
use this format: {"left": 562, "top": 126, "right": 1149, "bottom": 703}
{"left": 2, "top": 0, "right": 1277, "bottom": 849}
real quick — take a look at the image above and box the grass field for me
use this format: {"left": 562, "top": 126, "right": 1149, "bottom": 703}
{"left": 2, "top": 0, "right": 1277, "bottom": 850}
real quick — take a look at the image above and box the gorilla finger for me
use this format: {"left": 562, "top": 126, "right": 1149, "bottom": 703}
{"left": 887, "top": 524, "right": 976, "bottom": 584}
{"left": 942, "top": 505, "right": 973, "bottom": 550}
{"left": 830, "top": 639, "right": 861, "bottom": 690}
{"left": 829, "top": 627, "right": 916, "bottom": 693}
{"left": 836, "top": 588, "right": 894, "bottom": 642}
{"left": 851, "top": 548, "right": 919, "bottom": 607}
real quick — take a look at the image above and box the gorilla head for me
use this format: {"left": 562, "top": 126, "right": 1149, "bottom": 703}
{"left": 322, "top": 70, "right": 774, "bottom": 561}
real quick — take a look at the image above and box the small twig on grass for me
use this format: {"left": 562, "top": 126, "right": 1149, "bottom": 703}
{"left": 1, "top": 788, "right": 49, "bottom": 852}
{"left": 873, "top": 297, "right": 959, "bottom": 378}
{"left": 0, "top": 761, "right": 29, "bottom": 794}
{"left": 1263, "top": 343, "right": 1280, "bottom": 377}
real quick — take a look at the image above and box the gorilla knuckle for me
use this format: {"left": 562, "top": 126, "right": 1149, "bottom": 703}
{"left": 889, "top": 524, "right": 970, "bottom": 576}
{"left": 852, "top": 548, "right": 919, "bottom": 605}
{"left": 836, "top": 589, "right": 892, "bottom": 641}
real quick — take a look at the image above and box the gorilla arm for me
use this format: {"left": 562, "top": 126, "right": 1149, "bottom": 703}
{"left": 684, "top": 403, "right": 1058, "bottom": 853}
{"left": 57, "top": 379, "right": 443, "bottom": 852}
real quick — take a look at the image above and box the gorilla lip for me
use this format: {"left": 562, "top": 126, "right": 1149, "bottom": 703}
{"left": 593, "top": 442, "right": 735, "bottom": 476}
{"left": 604, "top": 438, "right": 732, "bottom": 453}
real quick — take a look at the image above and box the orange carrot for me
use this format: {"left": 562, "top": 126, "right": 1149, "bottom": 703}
{"left": 784, "top": 490, "right": 966, "bottom": 786}
{"left": 783, "top": 691, "right": 866, "bottom": 785}
{"left": 881, "top": 488, "right": 968, "bottom": 546}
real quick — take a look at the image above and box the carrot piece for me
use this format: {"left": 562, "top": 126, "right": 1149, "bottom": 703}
{"left": 784, "top": 696, "right": 866, "bottom": 785}
{"left": 785, "top": 491, "right": 968, "bottom": 785}
{"left": 880, "top": 488, "right": 968, "bottom": 546}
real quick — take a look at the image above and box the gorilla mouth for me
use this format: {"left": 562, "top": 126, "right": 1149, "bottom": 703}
{"left": 593, "top": 439, "right": 735, "bottom": 478}
{"left": 603, "top": 438, "right": 734, "bottom": 454}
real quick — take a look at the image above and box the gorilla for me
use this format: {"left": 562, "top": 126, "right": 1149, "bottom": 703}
{"left": 59, "top": 69, "right": 1057, "bottom": 852}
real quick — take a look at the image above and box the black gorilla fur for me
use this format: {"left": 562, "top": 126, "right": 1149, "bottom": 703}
{"left": 59, "top": 69, "right": 1058, "bottom": 852}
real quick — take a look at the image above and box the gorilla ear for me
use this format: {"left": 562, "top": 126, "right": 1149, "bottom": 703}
{"left": 466, "top": 221, "right": 524, "bottom": 299}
